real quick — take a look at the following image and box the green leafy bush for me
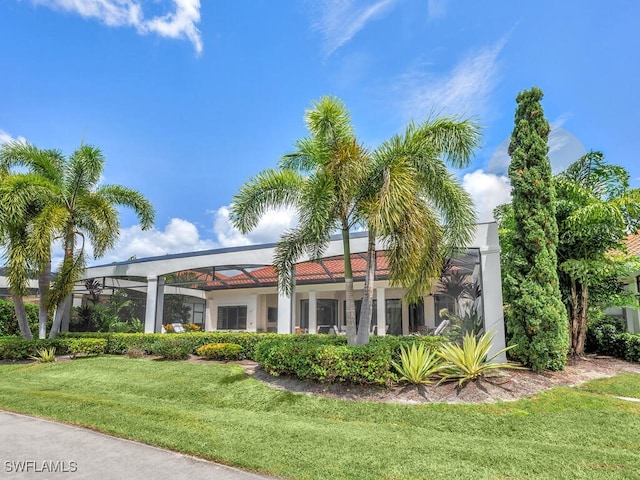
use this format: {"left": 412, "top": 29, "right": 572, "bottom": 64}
{"left": 0, "top": 298, "right": 41, "bottom": 337}
{"left": 68, "top": 338, "right": 107, "bottom": 358}
{"left": 125, "top": 346, "right": 146, "bottom": 358}
{"left": 438, "top": 331, "right": 523, "bottom": 386}
{"left": 59, "top": 332, "right": 283, "bottom": 359}
{"left": 586, "top": 318, "right": 640, "bottom": 362}
{"left": 0, "top": 337, "right": 69, "bottom": 361}
{"left": 255, "top": 337, "right": 397, "bottom": 385}
{"left": 151, "top": 336, "right": 193, "bottom": 360}
{"left": 391, "top": 342, "right": 442, "bottom": 384}
{"left": 196, "top": 342, "right": 243, "bottom": 360}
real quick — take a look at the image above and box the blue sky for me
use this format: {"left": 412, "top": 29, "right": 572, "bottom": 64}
{"left": 1, "top": 0, "right": 639, "bottom": 264}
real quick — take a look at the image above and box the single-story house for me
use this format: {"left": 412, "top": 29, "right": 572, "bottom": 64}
{"left": 607, "top": 233, "right": 640, "bottom": 333}
{"left": 69, "top": 222, "right": 507, "bottom": 359}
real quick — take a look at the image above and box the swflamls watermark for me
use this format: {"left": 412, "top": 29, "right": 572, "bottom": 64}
{"left": 4, "top": 460, "right": 78, "bottom": 473}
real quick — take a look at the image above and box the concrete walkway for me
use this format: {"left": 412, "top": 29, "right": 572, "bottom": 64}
{"left": 0, "top": 411, "right": 279, "bottom": 479}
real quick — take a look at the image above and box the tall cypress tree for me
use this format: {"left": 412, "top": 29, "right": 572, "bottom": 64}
{"left": 505, "top": 87, "right": 568, "bottom": 371}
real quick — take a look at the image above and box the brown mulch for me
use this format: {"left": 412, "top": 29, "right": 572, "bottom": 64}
{"left": 235, "top": 355, "right": 640, "bottom": 404}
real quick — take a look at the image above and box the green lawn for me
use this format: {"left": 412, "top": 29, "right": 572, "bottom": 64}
{"left": 1, "top": 357, "right": 639, "bottom": 480}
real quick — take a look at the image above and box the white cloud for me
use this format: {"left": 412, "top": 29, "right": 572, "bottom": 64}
{"left": 33, "top": 0, "right": 203, "bottom": 54}
{"left": 93, "top": 218, "right": 216, "bottom": 264}
{"left": 427, "top": 0, "right": 448, "bottom": 20}
{"left": 212, "top": 206, "right": 298, "bottom": 248}
{"left": 462, "top": 169, "right": 511, "bottom": 222}
{"left": 395, "top": 36, "right": 507, "bottom": 121}
{"left": 309, "top": 0, "right": 398, "bottom": 57}
{"left": 0, "top": 129, "right": 26, "bottom": 145}
{"left": 488, "top": 126, "right": 587, "bottom": 174}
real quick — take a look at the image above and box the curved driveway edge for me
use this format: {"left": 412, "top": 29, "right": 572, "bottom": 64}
{"left": 0, "top": 411, "right": 280, "bottom": 479}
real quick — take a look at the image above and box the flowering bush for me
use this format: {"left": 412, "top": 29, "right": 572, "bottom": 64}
{"left": 196, "top": 342, "right": 243, "bottom": 360}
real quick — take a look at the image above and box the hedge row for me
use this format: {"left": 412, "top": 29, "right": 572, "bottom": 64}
{"left": 586, "top": 317, "right": 640, "bottom": 362}
{"left": 0, "top": 337, "right": 70, "bottom": 360}
{"left": 2, "top": 332, "right": 447, "bottom": 385}
{"left": 255, "top": 335, "right": 445, "bottom": 385}
{"left": 59, "top": 332, "right": 284, "bottom": 359}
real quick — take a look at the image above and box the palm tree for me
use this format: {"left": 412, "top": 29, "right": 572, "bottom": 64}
{"left": 231, "top": 96, "right": 368, "bottom": 344}
{"left": 0, "top": 144, "right": 65, "bottom": 338}
{"left": 354, "top": 117, "right": 480, "bottom": 344}
{"left": 0, "top": 141, "right": 155, "bottom": 338}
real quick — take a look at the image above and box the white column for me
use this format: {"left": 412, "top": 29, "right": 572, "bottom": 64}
{"left": 277, "top": 291, "right": 291, "bottom": 334}
{"left": 204, "top": 299, "right": 213, "bottom": 332}
{"left": 401, "top": 298, "right": 409, "bottom": 335}
{"left": 144, "top": 276, "right": 158, "bottom": 334}
{"left": 309, "top": 290, "right": 317, "bottom": 334}
{"left": 247, "top": 294, "right": 258, "bottom": 332}
{"left": 376, "top": 288, "right": 386, "bottom": 336}
{"left": 481, "top": 245, "right": 507, "bottom": 362}
{"left": 154, "top": 277, "right": 165, "bottom": 333}
{"left": 425, "top": 295, "right": 436, "bottom": 328}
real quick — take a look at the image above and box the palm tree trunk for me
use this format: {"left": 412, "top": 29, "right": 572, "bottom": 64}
{"left": 356, "top": 231, "right": 376, "bottom": 345}
{"left": 11, "top": 292, "right": 32, "bottom": 339}
{"left": 38, "top": 261, "right": 51, "bottom": 339}
{"left": 49, "top": 295, "right": 71, "bottom": 339}
{"left": 342, "top": 226, "right": 357, "bottom": 345}
{"left": 49, "top": 231, "right": 74, "bottom": 339}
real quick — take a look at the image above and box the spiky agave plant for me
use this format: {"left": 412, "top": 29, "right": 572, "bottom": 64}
{"left": 392, "top": 342, "right": 442, "bottom": 384}
{"left": 29, "top": 347, "right": 56, "bottom": 363}
{"left": 438, "top": 331, "right": 524, "bottom": 386}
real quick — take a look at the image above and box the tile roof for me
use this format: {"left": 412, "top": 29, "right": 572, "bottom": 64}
{"left": 624, "top": 233, "right": 640, "bottom": 256}
{"left": 196, "top": 253, "right": 390, "bottom": 290}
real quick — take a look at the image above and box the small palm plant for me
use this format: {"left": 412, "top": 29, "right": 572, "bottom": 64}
{"left": 392, "top": 342, "right": 442, "bottom": 384}
{"left": 29, "top": 347, "right": 57, "bottom": 363}
{"left": 438, "top": 331, "right": 523, "bottom": 386}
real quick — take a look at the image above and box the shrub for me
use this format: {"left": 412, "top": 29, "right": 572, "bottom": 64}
{"left": 438, "top": 331, "right": 524, "bottom": 386}
{"left": 152, "top": 336, "right": 192, "bottom": 360}
{"left": 0, "top": 337, "right": 69, "bottom": 361}
{"left": 586, "top": 318, "right": 640, "bottom": 363}
{"left": 68, "top": 338, "right": 107, "bottom": 359}
{"left": 255, "top": 337, "right": 396, "bottom": 385}
{"left": 0, "top": 298, "right": 41, "bottom": 337}
{"left": 392, "top": 342, "right": 442, "bottom": 384}
{"left": 586, "top": 316, "right": 626, "bottom": 354}
{"left": 29, "top": 347, "right": 57, "bottom": 363}
{"left": 196, "top": 342, "right": 243, "bottom": 360}
{"left": 125, "top": 346, "right": 146, "bottom": 358}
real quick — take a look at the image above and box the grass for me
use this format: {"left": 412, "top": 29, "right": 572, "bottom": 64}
{"left": 0, "top": 357, "right": 639, "bottom": 479}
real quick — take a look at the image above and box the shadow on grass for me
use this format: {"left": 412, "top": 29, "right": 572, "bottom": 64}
{"left": 218, "top": 372, "right": 249, "bottom": 385}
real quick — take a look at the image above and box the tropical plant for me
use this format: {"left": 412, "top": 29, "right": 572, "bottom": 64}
{"left": 437, "top": 331, "right": 522, "bottom": 386}
{"left": 355, "top": 117, "right": 480, "bottom": 344}
{"left": 391, "top": 342, "right": 442, "bottom": 384}
{"left": 0, "top": 141, "right": 155, "bottom": 339}
{"left": 231, "top": 97, "right": 480, "bottom": 346}
{"left": 498, "top": 152, "right": 640, "bottom": 357}
{"left": 502, "top": 87, "right": 568, "bottom": 371}
{"left": 28, "top": 346, "right": 57, "bottom": 363}
{"left": 231, "top": 96, "right": 368, "bottom": 345}
{"left": 441, "top": 306, "right": 484, "bottom": 342}
{"left": 555, "top": 151, "right": 640, "bottom": 355}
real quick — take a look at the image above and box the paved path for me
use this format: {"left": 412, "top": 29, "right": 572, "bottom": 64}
{"left": 0, "top": 411, "right": 279, "bottom": 479}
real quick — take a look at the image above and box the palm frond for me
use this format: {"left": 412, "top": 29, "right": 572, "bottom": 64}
{"left": 230, "top": 169, "right": 305, "bottom": 233}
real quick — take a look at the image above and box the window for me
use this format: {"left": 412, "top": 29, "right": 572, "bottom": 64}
{"left": 299, "top": 299, "right": 338, "bottom": 332}
{"left": 217, "top": 306, "right": 247, "bottom": 330}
